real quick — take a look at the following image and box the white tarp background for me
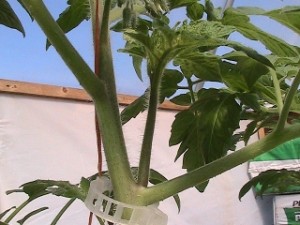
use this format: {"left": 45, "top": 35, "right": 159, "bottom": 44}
{"left": 0, "top": 93, "right": 273, "bottom": 225}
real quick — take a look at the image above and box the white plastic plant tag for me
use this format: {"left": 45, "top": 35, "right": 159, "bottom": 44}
{"left": 84, "top": 176, "right": 168, "bottom": 225}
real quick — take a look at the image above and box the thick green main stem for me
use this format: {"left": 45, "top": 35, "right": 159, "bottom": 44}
{"left": 139, "top": 124, "right": 300, "bottom": 205}
{"left": 21, "top": 0, "right": 136, "bottom": 202}
{"left": 95, "top": 0, "right": 136, "bottom": 200}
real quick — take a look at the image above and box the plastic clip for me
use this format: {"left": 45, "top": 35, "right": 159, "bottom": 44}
{"left": 84, "top": 177, "right": 168, "bottom": 225}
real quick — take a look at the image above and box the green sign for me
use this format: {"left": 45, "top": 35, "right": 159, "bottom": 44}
{"left": 249, "top": 138, "right": 300, "bottom": 194}
{"left": 284, "top": 208, "right": 300, "bottom": 224}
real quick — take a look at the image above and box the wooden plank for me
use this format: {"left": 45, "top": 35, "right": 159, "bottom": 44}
{"left": 0, "top": 79, "right": 92, "bottom": 102}
{"left": 0, "top": 79, "right": 186, "bottom": 111}
{"left": 258, "top": 128, "right": 266, "bottom": 139}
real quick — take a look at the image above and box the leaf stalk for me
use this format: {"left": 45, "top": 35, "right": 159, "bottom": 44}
{"left": 138, "top": 56, "right": 168, "bottom": 186}
{"left": 50, "top": 198, "right": 76, "bottom": 225}
{"left": 139, "top": 123, "right": 300, "bottom": 205}
{"left": 276, "top": 67, "right": 300, "bottom": 131}
{"left": 270, "top": 68, "right": 284, "bottom": 112}
{"left": 4, "top": 199, "right": 31, "bottom": 223}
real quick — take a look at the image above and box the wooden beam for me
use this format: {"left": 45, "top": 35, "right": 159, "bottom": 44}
{"left": 0, "top": 79, "right": 92, "bottom": 102}
{"left": 0, "top": 79, "right": 185, "bottom": 111}
{"left": 258, "top": 128, "right": 266, "bottom": 139}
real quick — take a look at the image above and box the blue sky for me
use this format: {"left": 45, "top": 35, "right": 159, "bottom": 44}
{"left": 0, "top": 0, "right": 299, "bottom": 96}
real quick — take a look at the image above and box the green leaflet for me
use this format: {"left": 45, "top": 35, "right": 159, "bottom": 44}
{"left": 236, "top": 6, "right": 300, "bottom": 35}
{"left": 269, "top": 56, "right": 300, "bottom": 79}
{"left": 56, "top": 0, "right": 90, "bottom": 33}
{"left": 178, "top": 20, "right": 236, "bottom": 39}
{"left": 123, "top": 30, "right": 152, "bottom": 54}
{"left": 174, "top": 51, "right": 222, "bottom": 80}
{"left": 186, "top": 2, "right": 204, "bottom": 21}
{"left": 255, "top": 82, "right": 278, "bottom": 106}
{"left": 123, "top": 28, "right": 165, "bottom": 76}
{"left": 169, "top": 110, "right": 195, "bottom": 149}
{"left": 46, "top": 0, "right": 90, "bottom": 49}
{"left": 243, "top": 120, "right": 258, "bottom": 145}
{"left": 205, "top": 0, "right": 220, "bottom": 21}
{"left": 168, "top": 0, "right": 197, "bottom": 10}
{"left": 170, "top": 93, "right": 191, "bottom": 106}
{"left": 160, "top": 69, "right": 184, "bottom": 102}
{"left": 118, "top": 41, "right": 146, "bottom": 81}
{"left": 266, "top": 55, "right": 300, "bottom": 113}
{"left": 221, "top": 51, "right": 270, "bottom": 92}
{"left": 123, "top": 18, "right": 274, "bottom": 88}
{"left": 237, "top": 92, "right": 261, "bottom": 112}
{"left": 224, "top": 40, "right": 274, "bottom": 68}
{"left": 121, "top": 89, "right": 149, "bottom": 125}
{"left": 122, "top": 23, "right": 192, "bottom": 82}
{"left": 264, "top": 6, "right": 300, "bottom": 35}
{"left": 45, "top": 0, "right": 139, "bottom": 48}
{"left": 192, "top": 89, "right": 241, "bottom": 161}
{"left": 170, "top": 89, "right": 241, "bottom": 191}
{"left": 0, "top": 0, "right": 25, "bottom": 35}
{"left": 132, "top": 55, "right": 143, "bottom": 81}
{"left": 10, "top": 180, "right": 86, "bottom": 201}
{"left": 177, "top": 20, "right": 274, "bottom": 69}
{"left": 3, "top": 177, "right": 97, "bottom": 224}
{"left": 150, "top": 27, "right": 174, "bottom": 58}
{"left": 222, "top": 8, "right": 299, "bottom": 57}
{"left": 253, "top": 66, "right": 295, "bottom": 108}
{"left": 183, "top": 148, "right": 209, "bottom": 192}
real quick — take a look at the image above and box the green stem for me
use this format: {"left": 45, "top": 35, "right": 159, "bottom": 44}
{"left": 4, "top": 199, "right": 31, "bottom": 223}
{"left": 98, "top": 0, "right": 118, "bottom": 102}
{"left": 20, "top": 0, "right": 136, "bottom": 202}
{"left": 276, "top": 68, "right": 300, "bottom": 131}
{"left": 95, "top": 0, "right": 136, "bottom": 200}
{"left": 138, "top": 60, "right": 166, "bottom": 186}
{"left": 270, "top": 68, "right": 284, "bottom": 112}
{"left": 50, "top": 198, "right": 76, "bottom": 225}
{"left": 177, "top": 86, "right": 190, "bottom": 90}
{"left": 187, "top": 78, "right": 196, "bottom": 103}
{"left": 20, "top": 0, "right": 103, "bottom": 98}
{"left": 137, "top": 87, "right": 158, "bottom": 186}
{"left": 260, "top": 107, "right": 280, "bottom": 114}
{"left": 139, "top": 124, "right": 300, "bottom": 205}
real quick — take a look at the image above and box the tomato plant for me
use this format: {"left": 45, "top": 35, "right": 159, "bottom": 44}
{"left": 1, "top": 0, "right": 300, "bottom": 224}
